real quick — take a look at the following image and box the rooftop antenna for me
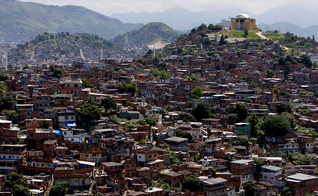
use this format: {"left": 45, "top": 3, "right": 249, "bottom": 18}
{"left": 100, "top": 49, "right": 103, "bottom": 60}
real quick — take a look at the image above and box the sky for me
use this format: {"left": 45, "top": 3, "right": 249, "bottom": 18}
{"left": 19, "top": 0, "right": 318, "bottom": 16}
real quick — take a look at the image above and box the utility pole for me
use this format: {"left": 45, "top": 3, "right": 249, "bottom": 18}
{"left": 2, "top": 44, "right": 11, "bottom": 71}
{"left": 221, "top": 19, "right": 226, "bottom": 37}
{"left": 100, "top": 49, "right": 103, "bottom": 60}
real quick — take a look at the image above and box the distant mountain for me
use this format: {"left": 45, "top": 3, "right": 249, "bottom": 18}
{"left": 111, "top": 5, "right": 318, "bottom": 31}
{"left": 0, "top": 0, "right": 143, "bottom": 44}
{"left": 112, "top": 22, "right": 179, "bottom": 50}
{"left": 110, "top": 7, "right": 254, "bottom": 31}
{"left": 256, "top": 4, "right": 318, "bottom": 28}
{"left": 258, "top": 22, "right": 318, "bottom": 40}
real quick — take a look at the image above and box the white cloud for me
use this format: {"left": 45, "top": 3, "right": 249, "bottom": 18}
{"left": 19, "top": 0, "right": 318, "bottom": 15}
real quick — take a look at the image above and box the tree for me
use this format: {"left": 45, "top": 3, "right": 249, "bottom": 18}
{"left": 12, "top": 184, "right": 32, "bottom": 196}
{"left": 43, "top": 121, "right": 50, "bottom": 129}
{"left": 0, "top": 82, "right": 7, "bottom": 94}
{"left": 266, "top": 69, "right": 275, "bottom": 78}
{"left": 0, "top": 72, "right": 8, "bottom": 81}
{"left": 182, "top": 174, "right": 202, "bottom": 192}
{"left": 197, "top": 23, "right": 207, "bottom": 31}
{"left": 117, "top": 82, "right": 138, "bottom": 96}
{"left": 300, "top": 54, "right": 312, "bottom": 68}
{"left": 192, "top": 102, "right": 211, "bottom": 121}
{"left": 233, "top": 136, "right": 251, "bottom": 150}
{"left": 139, "top": 118, "right": 157, "bottom": 126}
{"left": 253, "top": 158, "right": 265, "bottom": 179}
{"left": 244, "top": 28, "right": 249, "bottom": 38}
{"left": 149, "top": 68, "right": 170, "bottom": 78}
{"left": 228, "top": 114, "right": 238, "bottom": 124}
{"left": 244, "top": 97, "right": 252, "bottom": 103}
{"left": 53, "top": 68, "right": 62, "bottom": 78}
{"left": 277, "top": 103, "right": 292, "bottom": 114}
{"left": 78, "top": 102, "right": 101, "bottom": 126}
{"left": 176, "top": 129, "right": 193, "bottom": 142}
{"left": 178, "top": 113, "right": 196, "bottom": 122}
{"left": 289, "top": 153, "right": 314, "bottom": 165}
{"left": 49, "top": 181, "right": 70, "bottom": 196}
{"left": 243, "top": 180, "right": 256, "bottom": 196}
{"left": 225, "top": 103, "right": 248, "bottom": 123}
{"left": 101, "top": 97, "right": 118, "bottom": 115}
{"left": 203, "top": 37, "right": 211, "bottom": 45}
{"left": 261, "top": 115, "right": 291, "bottom": 136}
{"left": 5, "top": 110, "right": 19, "bottom": 123}
{"left": 247, "top": 113, "right": 259, "bottom": 137}
{"left": 166, "top": 148, "right": 179, "bottom": 164}
{"left": 219, "top": 35, "right": 226, "bottom": 46}
{"left": 3, "top": 172, "right": 28, "bottom": 190}
{"left": 281, "top": 187, "right": 293, "bottom": 196}
{"left": 82, "top": 80, "right": 92, "bottom": 88}
{"left": 281, "top": 112, "right": 296, "bottom": 129}
{"left": 0, "top": 96, "right": 13, "bottom": 111}
{"left": 227, "top": 62, "right": 238, "bottom": 70}
{"left": 190, "top": 86, "right": 203, "bottom": 98}
{"left": 187, "top": 76, "right": 199, "bottom": 81}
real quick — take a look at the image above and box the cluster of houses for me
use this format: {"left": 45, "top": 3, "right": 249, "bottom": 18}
{"left": 0, "top": 30, "right": 318, "bottom": 196}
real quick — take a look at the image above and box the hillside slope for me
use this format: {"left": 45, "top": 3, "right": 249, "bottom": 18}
{"left": 0, "top": 0, "right": 143, "bottom": 44}
{"left": 10, "top": 32, "right": 120, "bottom": 61}
{"left": 112, "top": 22, "right": 179, "bottom": 50}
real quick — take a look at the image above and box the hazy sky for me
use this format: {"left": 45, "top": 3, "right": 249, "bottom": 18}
{"left": 19, "top": 0, "right": 318, "bottom": 15}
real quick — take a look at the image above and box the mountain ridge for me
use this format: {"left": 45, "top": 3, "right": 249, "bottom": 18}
{"left": 111, "top": 5, "right": 318, "bottom": 29}
{"left": 112, "top": 22, "right": 179, "bottom": 51}
{"left": 0, "top": 0, "right": 143, "bottom": 44}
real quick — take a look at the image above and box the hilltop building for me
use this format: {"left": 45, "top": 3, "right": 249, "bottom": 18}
{"left": 231, "top": 14, "right": 257, "bottom": 30}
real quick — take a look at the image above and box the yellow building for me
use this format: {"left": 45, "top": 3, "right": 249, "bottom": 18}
{"left": 231, "top": 14, "right": 257, "bottom": 31}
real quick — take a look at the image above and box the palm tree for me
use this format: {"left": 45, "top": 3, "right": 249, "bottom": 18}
{"left": 0, "top": 82, "right": 7, "bottom": 94}
{"left": 247, "top": 112, "right": 259, "bottom": 137}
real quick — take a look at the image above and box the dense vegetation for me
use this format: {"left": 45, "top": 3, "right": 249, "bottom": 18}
{"left": 0, "top": 0, "right": 142, "bottom": 43}
{"left": 113, "top": 22, "right": 179, "bottom": 49}
{"left": 11, "top": 32, "right": 116, "bottom": 60}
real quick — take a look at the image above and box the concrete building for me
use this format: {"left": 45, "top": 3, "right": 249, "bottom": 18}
{"left": 231, "top": 14, "right": 257, "bottom": 31}
{"left": 259, "top": 165, "right": 285, "bottom": 187}
{"left": 287, "top": 173, "right": 318, "bottom": 196}
{"left": 230, "top": 159, "right": 255, "bottom": 183}
{"left": 202, "top": 177, "right": 228, "bottom": 196}
{"left": 234, "top": 123, "right": 251, "bottom": 137}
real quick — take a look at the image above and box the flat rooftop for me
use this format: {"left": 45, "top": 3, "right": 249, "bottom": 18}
{"left": 164, "top": 136, "right": 188, "bottom": 142}
{"left": 288, "top": 173, "right": 318, "bottom": 181}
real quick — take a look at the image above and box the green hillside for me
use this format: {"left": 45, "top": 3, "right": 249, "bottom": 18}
{"left": 112, "top": 22, "right": 179, "bottom": 49}
{"left": 0, "top": 0, "right": 143, "bottom": 44}
{"left": 11, "top": 32, "right": 119, "bottom": 60}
